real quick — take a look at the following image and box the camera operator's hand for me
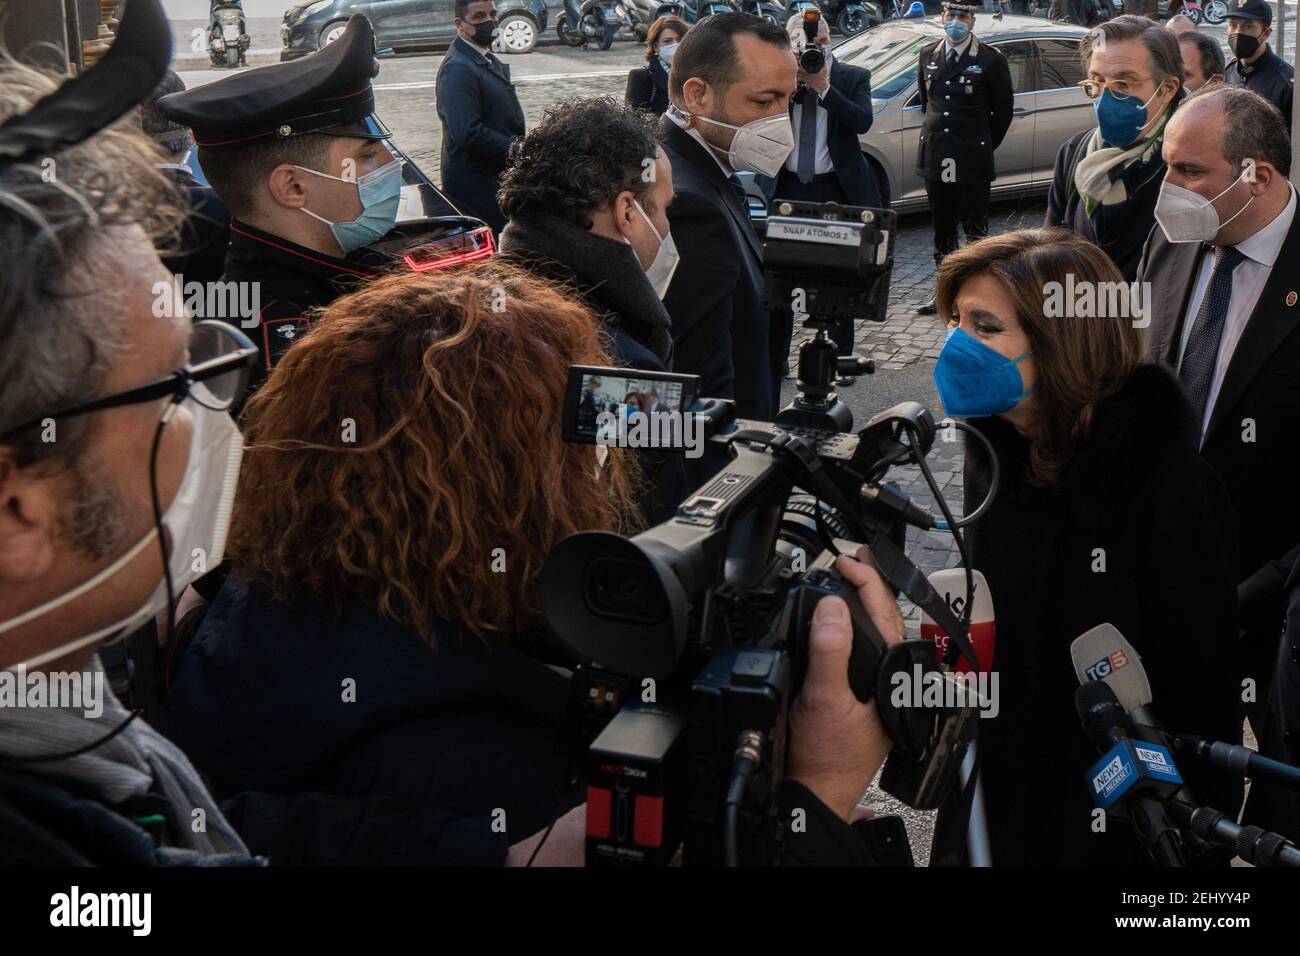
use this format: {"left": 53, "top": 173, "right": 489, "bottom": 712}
{"left": 786, "top": 547, "right": 905, "bottom": 821}
{"left": 796, "top": 59, "right": 830, "bottom": 96}
{"left": 505, "top": 804, "right": 586, "bottom": 867}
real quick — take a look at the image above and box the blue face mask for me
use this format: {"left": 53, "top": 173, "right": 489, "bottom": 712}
{"left": 933, "top": 326, "right": 1036, "bottom": 418}
{"left": 298, "top": 157, "right": 403, "bottom": 254}
{"left": 1093, "top": 86, "right": 1162, "bottom": 148}
{"left": 944, "top": 20, "right": 970, "bottom": 44}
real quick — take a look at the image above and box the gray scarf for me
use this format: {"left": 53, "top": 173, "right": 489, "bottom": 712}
{"left": 498, "top": 211, "right": 674, "bottom": 365}
{"left": 0, "top": 655, "right": 247, "bottom": 856}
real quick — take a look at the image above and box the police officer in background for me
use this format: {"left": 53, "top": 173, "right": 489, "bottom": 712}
{"left": 914, "top": 1, "right": 1013, "bottom": 315}
{"left": 1225, "top": 0, "right": 1294, "bottom": 124}
{"left": 160, "top": 16, "right": 403, "bottom": 386}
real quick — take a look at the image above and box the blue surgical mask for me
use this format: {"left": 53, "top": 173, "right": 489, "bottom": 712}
{"left": 944, "top": 21, "right": 970, "bottom": 44}
{"left": 933, "top": 326, "right": 1036, "bottom": 418}
{"left": 298, "top": 157, "right": 403, "bottom": 254}
{"left": 1093, "top": 85, "right": 1163, "bottom": 148}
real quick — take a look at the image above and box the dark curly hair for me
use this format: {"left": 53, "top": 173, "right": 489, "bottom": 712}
{"left": 497, "top": 96, "right": 660, "bottom": 230}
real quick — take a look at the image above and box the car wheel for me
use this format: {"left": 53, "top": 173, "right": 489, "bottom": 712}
{"left": 1201, "top": 0, "right": 1226, "bottom": 23}
{"left": 319, "top": 21, "right": 348, "bottom": 48}
{"left": 496, "top": 13, "right": 537, "bottom": 53}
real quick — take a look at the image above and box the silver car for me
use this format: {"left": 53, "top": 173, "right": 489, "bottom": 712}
{"left": 835, "top": 14, "right": 1095, "bottom": 210}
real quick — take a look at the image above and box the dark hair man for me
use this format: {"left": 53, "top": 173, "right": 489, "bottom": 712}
{"left": 160, "top": 16, "right": 402, "bottom": 387}
{"left": 1179, "top": 30, "right": 1226, "bottom": 93}
{"left": 497, "top": 97, "right": 687, "bottom": 523}
{"left": 140, "top": 70, "right": 232, "bottom": 285}
{"left": 913, "top": 1, "right": 1013, "bottom": 315}
{"left": 1224, "top": 0, "right": 1293, "bottom": 123}
{"left": 1044, "top": 16, "right": 1184, "bottom": 282}
{"left": 661, "top": 12, "right": 798, "bottom": 433}
{"left": 436, "top": 0, "right": 527, "bottom": 234}
{"left": 1136, "top": 87, "right": 1299, "bottom": 820}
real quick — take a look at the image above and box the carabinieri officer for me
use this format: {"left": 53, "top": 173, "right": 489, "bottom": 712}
{"left": 159, "top": 16, "right": 403, "bottom": 387}
{"left": 914, "top": 1, "right": 1013, "bottom": 315}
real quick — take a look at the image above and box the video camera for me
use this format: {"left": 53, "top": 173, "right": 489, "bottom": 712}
{"left": 539, "top": 202, "right": 986, "bottom": 866}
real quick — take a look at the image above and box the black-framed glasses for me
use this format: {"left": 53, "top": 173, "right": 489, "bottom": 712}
{"left": 0, "top": 320, "right": 258, "bottom": 444}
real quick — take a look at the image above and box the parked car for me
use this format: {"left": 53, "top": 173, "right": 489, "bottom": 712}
{"left": 836, "top": 14, "right": 1093, "bottom": 211}
{"left": 280, "top": 0, "right": 549, "bottom": 59}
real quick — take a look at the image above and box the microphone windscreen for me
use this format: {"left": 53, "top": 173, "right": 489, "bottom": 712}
{"left": 1070, "top": 623, "right": 1152, "bottom": 711}
{"left": 920, "top": 568, "right": 994, "bottom": 674}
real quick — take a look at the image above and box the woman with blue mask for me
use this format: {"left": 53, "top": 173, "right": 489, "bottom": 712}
{"left": 1043, "top": 16, "right": 1183, "bottom": 282}
{"left": 929, "top": 228, "right": 1243, "bottom": 866}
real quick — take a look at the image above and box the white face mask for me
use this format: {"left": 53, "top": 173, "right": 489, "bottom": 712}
{"left": 0, "top": 392, "right": 244, "bottom": 673}
{"left": 658, "top": 41, "right": 678, "bottom": 64}
{"left": 688, "top": 109, "right": 795, "bottom": 177}
{"left": 623, "top": 198, "right": 680, "bottom": 299}
{"left": 1154, "top": 171, "right": 1255, "bottom": 244}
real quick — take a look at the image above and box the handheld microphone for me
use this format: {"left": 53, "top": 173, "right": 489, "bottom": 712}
{"left": 920, "top": 568, "right": 994, "bottom": 865}
{"left": 1174, "top": 734, "right": 1300, "bottom": 794}
{"left": 1075, "top": 681, "right": 1186, "bottom": 867}
{"left": 920, "top": 568, "right": 994, "bottom": 675}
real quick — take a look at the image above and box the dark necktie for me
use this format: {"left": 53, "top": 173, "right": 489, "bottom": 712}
{"left": 1179, "top": 245, "right": 1245, "bottom": 426}
{"left": 797, "top": 93, "right": 819, "bottom": 184}
{"left": 949, "top": 47, "right": 959, "bottom": 65}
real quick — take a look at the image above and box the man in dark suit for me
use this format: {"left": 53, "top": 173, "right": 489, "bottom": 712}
{"left": 756, "top": 13, "right": 881, "bottom": 378}
{"left": 435, "top": 0, "right": 526, "bottom": 234}
{"left": 660, "top": 13, "right": 798, "bottom": 431}
{"left": 914, "top": 1, "right": 1013, "bottom": 315}
{"left": 1136, "top": 85, "right": 1300, "bottom": 745}
{"left": 141, "top": 70, "right": 231, "bottom": 285}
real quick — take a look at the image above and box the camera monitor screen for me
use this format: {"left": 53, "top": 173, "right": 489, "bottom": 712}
{"left": 563, "top": 365, "right": 700, "bottom": 450}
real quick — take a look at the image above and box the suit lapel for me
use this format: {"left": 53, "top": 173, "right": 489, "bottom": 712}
{"left": 1150, "top": 240, "right": 1203, "bottom": 365}
{"left": 1205, "top": 214, "right": 1300, "bottom": 440}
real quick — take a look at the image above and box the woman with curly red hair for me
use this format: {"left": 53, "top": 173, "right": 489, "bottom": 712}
{"left": 165, "top": 261, "right": 641, "bottom": 863}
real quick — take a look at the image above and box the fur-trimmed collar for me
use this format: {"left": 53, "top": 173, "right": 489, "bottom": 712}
{"left": 970, "top": 363, "right": 1199, "bottom": 514}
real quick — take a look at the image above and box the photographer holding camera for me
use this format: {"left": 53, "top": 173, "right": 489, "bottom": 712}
{"left": 164, "top": 260, "right": 907, "bottom": 865}
{"left": 755, "top": 12, "right": 882, "bottom": 382}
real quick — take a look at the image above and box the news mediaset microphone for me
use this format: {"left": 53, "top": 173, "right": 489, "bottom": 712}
{"left": 921, "top": 568, "right": 993, "bottom": 866}
{"left": 1075, "top": 681, "right": 1187, "bottom": 867}
{"left": 1070, "top": 623, "right": 1219, "bottom": 861}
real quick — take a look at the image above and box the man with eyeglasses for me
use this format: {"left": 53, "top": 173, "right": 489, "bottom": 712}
{"left": 1043, "top": 15, "right": 1183, "bottom": 282}
{"left": 914, "top": 1, "right": 1013, "bottom": 316}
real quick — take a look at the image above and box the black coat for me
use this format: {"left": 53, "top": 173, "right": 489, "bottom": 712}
{"left": 1138, "top": 198, "right": 1300, "bottom": 604}
{"left": 915, "top": 36, "right": 1013, "bottom": 184}
{"left": 1238, "top": 542, "right": 1300, "bottom": 842}
{"left": 1044, "top": 128, "right": 1168, "bottom": 283}
{"left": 165, "top": 576, "right": 582, "bottom": 865}
{"left": 659, "top": 117, "right": 773, "bottom": 422}
{"left": 497, "top": 210, "right": 689, "bottom": 524}
{"left": 1226, "top": 46, "right": 1294, "bottom": 126}
{"left": 160, "top": 164, "right": 231, "bottom": 285}
{"left": 220, "top": 220, "right": 384, "bottom": 388}
{"left": 938, "top": 364, "right": 1242, "bottom": 866}
{"left": 435, "top": 37, "right": 527, "bottom": 233}
{"left": 755, "top": 59, "right": 882, "bottom": 208}
{"left": 626, "top": 57, "right": 670, "bottom": 116}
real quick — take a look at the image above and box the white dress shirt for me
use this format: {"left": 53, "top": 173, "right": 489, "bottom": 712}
{"left": 1177, "top": 183, "right": 1297, "bottom": 441}
{"left": 666, "top": 108, "right": 734, "bottom": 177}
{"left": 784, "top": 50, "right": 834, "bottom": 177}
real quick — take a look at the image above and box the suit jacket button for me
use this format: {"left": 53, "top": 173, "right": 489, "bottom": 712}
{"left": 1292, "top": 644, "right": 1300, "bottom": 664}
